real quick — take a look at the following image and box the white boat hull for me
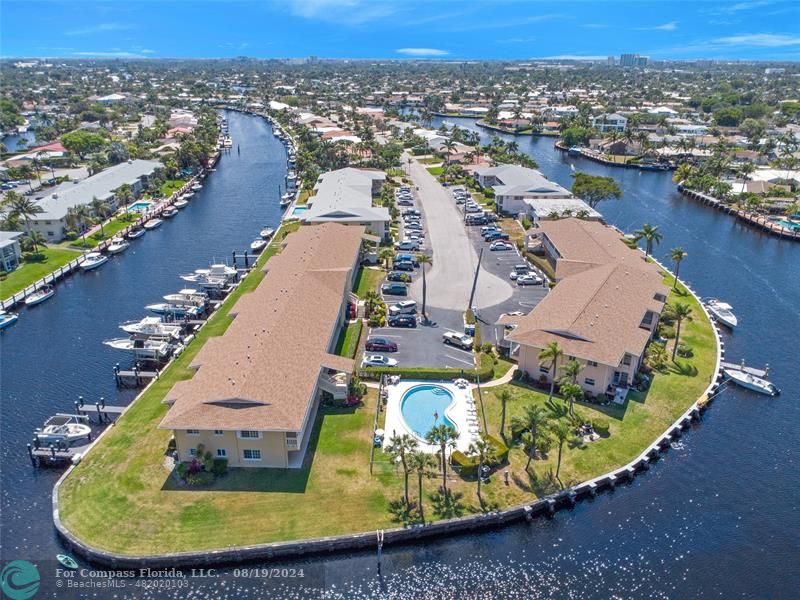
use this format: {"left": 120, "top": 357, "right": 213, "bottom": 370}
{"left": 724, "top": 369, "right": 779, "bottom": 396}
{"left": 80, "top": 254, "right": 108, "bottom": 270}
{"left": 25, "top": 288, "right": 55, "bottom": 306}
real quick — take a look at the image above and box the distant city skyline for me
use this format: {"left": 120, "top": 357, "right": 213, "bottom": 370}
{"left": 2, "top": 0, "right": 799, "bottom": 61}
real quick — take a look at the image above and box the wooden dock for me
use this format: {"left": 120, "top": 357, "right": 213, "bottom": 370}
{"left": 29, "top": 442, "right": 93, "bottom": 467}
{"left": 113, "top": 364, "right": 159, "bottom": 388}
{"left": 721, "top": 361, "right": 768, "bottom": 378}
{"left": 74, "top": 401, "right": 127, "bottom": 423}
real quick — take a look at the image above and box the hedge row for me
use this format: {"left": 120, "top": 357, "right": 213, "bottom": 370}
{"left": 362, "top": 352, "right": 495, "bottom": 382}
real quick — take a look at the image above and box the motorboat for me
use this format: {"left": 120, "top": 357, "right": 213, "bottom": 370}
{"left": 34, "top": 414, "right": 91, "bottom": 444}
{"left": 25, "top": 285, "right": 55, "bottom": 307}
{"left": 723, "top": 366, "right": 779, "bottom": 396}
{"left": 120, "top": 316, "right": 182, "bottom": 340}
{"left": 191, "top": 183, "right": 202, "bottom": 191}
{"left": 183, "top": 191, "right": 194, "bottom": 199}
{"left": 107, "top": 237, "right": 130, "bottom": 254}
{"left": 145, "top": 302, "right": 204, "bottom": 318}
{"left": 260, "top": 227, "right": 275, "bottom": 239}
{"left": 280, "top": 192, "right": 293, "bottom": 207}
{"left": 705, "top": 298, "right": 738, "bottom": 329}
{"left": 250, "top": 239, "right": 268, "bottom": 253}
{"left": 80, "top": 252, "right": 109, "bottom": 271}
{"left": 163, "top": 288, "right": 208, "bottom": 306}
{"left": 0, "top": 310, "right": 19, "bottom": 330}
{"left": 104, "top": 337, "right": 173, "bottom": 360}
{"left": 223, "top": 136, "right": 233, "bottom": 148}
{"left": 174, "top": 199, "right": 189, "bottom": 209}
{"left": 143, "top": 218, "right": 163, "bottom": 230}
{"left": 127, "top": 227, "right": 145, "bottom": 239}
{"left": 161, "top": 207, "right": 178, "bottom": 218}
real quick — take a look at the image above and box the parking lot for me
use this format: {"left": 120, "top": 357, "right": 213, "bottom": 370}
{"left": 362, "top": 167, "right": 548, "bottom": 370}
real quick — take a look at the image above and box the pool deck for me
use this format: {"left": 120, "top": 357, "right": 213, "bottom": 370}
{"left": 382, "top": 379, "right": 479, "bottom": 454}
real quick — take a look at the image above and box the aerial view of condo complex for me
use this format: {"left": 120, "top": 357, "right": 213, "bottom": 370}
{"left": 1, "top": 1, "right": 798, "bottom": 598}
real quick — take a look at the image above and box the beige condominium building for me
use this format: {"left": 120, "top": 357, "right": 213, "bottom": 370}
{"left": 496, "top": 218, "right": 669, "bottom": 400}
{"left": 160, "top": 223, "right": 366, "bottom": 468}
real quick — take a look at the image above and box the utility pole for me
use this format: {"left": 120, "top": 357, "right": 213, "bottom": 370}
{"left": 468, "top": 248, "right": 483, "bottom": 314}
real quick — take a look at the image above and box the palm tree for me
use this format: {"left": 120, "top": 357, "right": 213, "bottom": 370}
{"left": 379, "top": 248, "right": 394, "bottom": 270}
{"left": 75, "top": 204, "right": 94, "bottom": 245}
{"left": 2, "top": 191, "right": 43, "bottom": 249}
{"left": 634, "top": 223, "right": 663, "bottom": 258}
{"left": 24, "top": 230, "right": 48, "bottom": 253}
{"left": 553, "top": 421, "right": 573, "bottom": 483}
{"left": 418, "top": 254, "right": 432, "bottom": 322}
{"left": 561, "top": 359, "right": 582, "bottom": 384}
{"left": 511, "top": 404, "right": 549, "bottom": 472}
{"left": 115, "top": 183, "right": 134, "bottom": 214}
{"left": 559, "top": 382, "right": 583, "bottom": 416}
{"left": 468, "top": 435, "right": 497, "bottom": 508}
{"left": 363, "top": 290, "right": 381, "bottom": 316}
{"left": 538, "top": 341, "right": 564, "bottom": 402}
{"left": 673, "top": 162, "right": 693, "bottom": 184}
{"left": 425, "top": 424, "right": 458, "bottom": 496}
{"left": 497, "top": 389, "right": 512, "bottom": 440}
{"left": 669, "top": 247, "right": 687, "bottom": 289}
{"left": 90, "top": 197, "right": 110, "bottom": 237}
{"left": 385, "top": 434, "right": 418, "bottom": 506}
{"left": 670, "top": 302, "right": 693, "bottom": 360}
{"left": 442, "top": 139, "right": 456, "bottom": 164}
{"left": 407, "top": 450, "right": 435, "bottom": 522}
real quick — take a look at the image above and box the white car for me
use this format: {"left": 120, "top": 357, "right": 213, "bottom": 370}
{"left": 395, "top": 241, "right": 420, "bottom": 251}
{"left": 517, "top": 274, "right": 543, "bottom": 286}
{"left": 363, "top": 354, "right": 398, "bottom": 368}
{"left": 490, "top": 241, "right": 513, "bottom": 251}
{"left": 442, "top": 331, "right": 474, "bottom": 349}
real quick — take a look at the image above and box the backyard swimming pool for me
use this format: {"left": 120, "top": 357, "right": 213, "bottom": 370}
{"left": 128, "top": 201, "right": 153, "bottom": 213}
{"left": 291, "top": 205, "right": 309, "bottom": 217}
{"left": 400, "top": 384, "right": 457, "bottom": 439}
{"left": 771, "top": 218, "right": 800, "bottom": 231}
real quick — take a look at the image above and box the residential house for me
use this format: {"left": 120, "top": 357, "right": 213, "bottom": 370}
{"left": 591, "top": 113, "right": 628, "bottom": 133}
{"left": 0, "top": 231, "right": 23, "bottom": 272}
{"left": 497, "top": 219, "right": 668, "bottom": 400}
{"left": 160, "top": 223, "right": 366, "bottom": 468}
{"left": 474, "top": 164, "right": 576, "bottom": 216}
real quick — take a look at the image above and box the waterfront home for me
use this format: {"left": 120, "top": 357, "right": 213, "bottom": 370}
{"left": 0, "top": 231, "right": 23, "bottom": 273}
{"left": 28, "top": 159, "right": 162, "bottom": 241}
{"left": 302, "top": 168, "right": 390, "bottom": 241}
{"left": 473, "top": 164, "right": 575, "bottom": 215}
{"left": 591, "top": 113, "right": 628, "bottom": 133}
{"left": 160, "top": 223, "right": 367, "bottom": 468}
{"left": 496, "top": 219, "right": 668, "bottom": 399}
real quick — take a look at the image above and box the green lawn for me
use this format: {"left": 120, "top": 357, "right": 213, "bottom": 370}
{"left": 160, "top": 179, "right": 187, "bottom": 198}
{"left": 0, "top": 247, "right": 82, "bottom": 299}
{"left": 426, "top": 166, "right": 444, "bottom": 176}
{"left": 334, "top": 320, "right": 363, "bottom": 358}
{"left": 352, "top": 266, "right": 385, "bottom": 297}
{"left": 69, "top": 214, "right": 138, "bottom": 249}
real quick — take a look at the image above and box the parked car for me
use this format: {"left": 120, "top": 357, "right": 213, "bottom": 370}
{"left": 403, "top": 209, "right": 420, "bottom": 216}
{"left": 365, "top": 337, "right": 398, "bottom": 352}
{"left": 397, "top": 199, "right": 414, "bottom": 206}
{"left": 388, "top": 300, "right": 417, "bottom": 315}
{"left": 387, "top": 271, "right": 412, "bottom": 282}
{"left": 405, "top": 223, "right": 423, "bottom": 231}
{"left": 393, "top": 260, "right": 415, "bottom": 272}
{"left": 481, "top": 226, "right": 500, "bottom": 235}
{"left": 490, "top": 241, "right": 513, "bottom": 251}
{"left": 442, "top": 331, "right": 474, "bottom": 350}
{"left": 465, "top": 214, "right": 487, "bottom": 225}
{"left": 363, "top": 354, "right": 398, "bottom": 368}
{"left": 484, "top": 231, "right": 510, "bottom": 242}
{"left": 509, "top": 264, "right": 530, "bottom": 280}
{"left": 381, "top": 282, "right": 408, "bottom": 295}
{"left": 465, "top": 204, "right": 482, "bottom": 213}
{"left": 396, "top": 254, "right": 419, "bottom": 265}
{"left": 517, "top": 274, "right": 543, "bottom": 286}
{"left": 388, "top": 314, "right": 417, "bottom": 328}
{"left": 395, "top": 241, "right": 420, "bottom": 251}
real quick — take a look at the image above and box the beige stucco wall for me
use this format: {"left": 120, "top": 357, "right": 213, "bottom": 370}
{"left": 175, "top": 429, "right": 289, "bottom": 468}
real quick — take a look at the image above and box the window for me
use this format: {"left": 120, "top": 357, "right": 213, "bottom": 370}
{"left": 188, "top": 448, "right": 196, "bottom": 457}
{"left": 286, "top": 432, "right": 298, "bottom": 449}
{"left": 186, "top": 429, "right": 200, "bottom": 436}
{"left": 216, "top": 448, "right": 227, "bottom": 458}
{"left": 622, "top": 354, "right": 632, "bottom": 366}
{"left": 584, "top": 378, "right": 596, "bottom": 386}
{"left": 238, "top": 430, "right": 261, "bottom": 439}
{"left": 243, "top": 449, "right": 261, "bottom": 461}
{"left": 539, "top": 366, "right": 550, "bottom": 374}
{"left": 214, "top": 430, "right": 224, "bottom": 436}
{"left": 587, "top": 360, "right": 598, "bottom": 368}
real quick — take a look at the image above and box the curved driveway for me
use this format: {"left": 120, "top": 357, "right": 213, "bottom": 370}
{"left": 407, "top": 157, "right": 513, "bottom": 311}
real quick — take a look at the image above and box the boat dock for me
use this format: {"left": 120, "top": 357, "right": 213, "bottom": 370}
{"left": 721, "top": 361, "right": 768, "bottom": 378}
{"left": 113, "top": 364, "right": 160, "bottom": 388}
{"left": 28, "top": 442, "right": 93, "bottom": 467}
{"left": 73, "top": 398, "right": 126, "bottom": 423}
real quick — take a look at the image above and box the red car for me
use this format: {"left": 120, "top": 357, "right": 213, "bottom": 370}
{"left": 365, "top": 337, "right": 398, "bottom": 352}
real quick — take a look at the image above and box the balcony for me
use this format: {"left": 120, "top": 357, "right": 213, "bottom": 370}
{"left": 318, "top": 370, "right": 349, "bottom": 400}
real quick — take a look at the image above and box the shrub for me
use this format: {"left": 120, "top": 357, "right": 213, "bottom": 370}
{"left": 481, "top": 342, "right": 494, "bottom": 355}
{"left": 186, "top": 471, "right": 215, "bottom": 486}
{"left": 451, "top": 450, "right": 479, "bottom": 477}
{"left": 65, "top": 231, "right": 78, "bottom": 241}
{"left": 175, "top": 462, "right": 187, "bottom": 480}
{"left": 661, "top": 326, "right": 676, "bottom": 339}
{"left": 484, "top": 434, "right": 509, "bottom": 464}
{"left": 210, "top": 458, "right": 228, "bottom": 477}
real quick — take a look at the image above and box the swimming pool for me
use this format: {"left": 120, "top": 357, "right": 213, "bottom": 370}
{"left": 129, "top": 201, "right": 153, "bottom": 213}
{"left": 400, "top": 384, "right": 457, "bottom": 439}
{"left": 291, "top": 205, "right": 309, "bottom": 217}
{"left": 771, "top": 218, "right": 800, "bottom": 231}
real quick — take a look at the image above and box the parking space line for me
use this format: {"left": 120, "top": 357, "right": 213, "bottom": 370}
{"left": 444, "top": 353, "right": 475, "bottom": 366}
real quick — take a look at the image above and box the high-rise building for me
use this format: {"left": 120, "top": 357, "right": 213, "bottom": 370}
{"left": 619, "top": 53, "right": 647, "bottom": 67}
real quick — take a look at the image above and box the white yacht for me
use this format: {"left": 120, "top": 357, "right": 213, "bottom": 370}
{"left": 107, "top": 237, "right": 130, "bottom": 254}
{"left": 724, "top": 366, "right": 779, "bottom": 396}
{"left": 0, "top": 310, "right": 19, "bottom": 330}
{"left": 127, "top": 227, "right": 145, "bottom": 239}
{"left": 174, "top": 198, "right": 189, "bottom": 209}
{"left": 260, "top": 227, "right": 275, "bottom": 239}
{"left": 104, "top": 337, "right": 173, "bottom": 360}
{"left": 34, "top": 414, "right": 92, "bottom": 444}
{"left": 280, "top": 192, "right": 293, "bottom": 208}
{"left": 80, "top": 252, "right": 109, "bottom": 271}
{"left": 120, "top": 316, "right": 183, "bottom": 340}
{"left": 161, "top": 207, "right": 178, "bottom": 218}
{"left": 250, "top": 239, "right": 268, "bottom": 253}
{"left": 25, "top": 285, "right": 55, "bottom": 307}
{"left": 163, "top": 288, "right": 208, "bottom": 306}
{"left": 143, "top": 218, "right": 163, "bottom": 230}
{"left": 705, "top": 299, "right": 738, "bottom": 329}
{"left": 191, "top": 183, "right": 202, "bottom": 192}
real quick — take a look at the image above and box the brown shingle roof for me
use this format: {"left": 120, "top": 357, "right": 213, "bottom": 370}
{"left": 159, "top": 223, "right": 364, "bottom": 433}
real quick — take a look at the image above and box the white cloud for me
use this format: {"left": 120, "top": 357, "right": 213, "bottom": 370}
{"left": 396, "top": 47, "right": 450, "bottom": 57}
{"left": 729, "top": 1, "right": 772, "bottom": 11}
{"left": 65, "top": 23, "right": 132, "bottom": 36}
{"left": 498, "top": 36, "right": 537, "bottom": 44}
{"left": 284, "top": 0, "right": 399, "bottom": 25}
{"left": 582, "top": 23, "right": 608, "bottom": 29}
{"left": 635, "top": 21, "right": 678, "bottom": 31}
{"left": 713, "top": 33, "right": 800, "bottom": 47}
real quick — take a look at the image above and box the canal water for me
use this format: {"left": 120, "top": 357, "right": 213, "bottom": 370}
{"left": 2, "top": 113, "right": 798, "bottom": 598}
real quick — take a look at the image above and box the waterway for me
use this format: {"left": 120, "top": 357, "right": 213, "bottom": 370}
{"left": 2, "top": 113, "right": 798, "bottom": 598}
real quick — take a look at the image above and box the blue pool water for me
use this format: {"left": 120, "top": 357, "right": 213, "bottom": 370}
{"left": 129, "top": 201, "right": 153, "bottom": 212}
{"left": 772, "top": 218, "right": 800, "bottom": 231}
{"left": 292, "top": 205, "right": 309, "bottom": 217}
{"left": 400, "top": 384, "right": 457, "bottom": 438}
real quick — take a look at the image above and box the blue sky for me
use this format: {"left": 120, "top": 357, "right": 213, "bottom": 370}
{"left": 2, "top": 0, "right": 799, "bottom": 60}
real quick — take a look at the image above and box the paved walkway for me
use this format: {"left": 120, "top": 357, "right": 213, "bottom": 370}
{"left": 406, "top": 156, "right": 512, "bottom": 311}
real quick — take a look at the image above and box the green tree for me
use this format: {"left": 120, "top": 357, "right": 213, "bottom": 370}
{"left": 75, "top": 204, "right": 94, "bottom": 245}
{"left": 538, "top": 341, "right": 564, "bottom": 402}
{"left": 385, "top": 434, "right": 418, "bottom": 506}
{"left": 571, "top": 172, "right": 622, "bottom": 210}
{"left": 21, "top": 230, "right": 48, "bottom": 253}
{"left": 511, "top": 404, "right": 550, "bottom": 472}
{"left": 407, "top": 450, "right": 435, "bottom": 522}
{"left": 379, "top": 248, "right": 394, "bottom": 270}
{"left": 669, "top": 247, "right": 687, "bottom": 289}
{"left": 670, "top": 302, "right": 693, "bottom": 360}
{"left": 61, "top": 130, "right": 106, "bottom": 159}
{"left": 497, "top": 389, "right": 512, "bottom": 441}
{"left": 90, "top": 197, "right": 110, "bottom": 237}
{"left": 115, "top": 183, "right": 134, "bottom": 214}
{"left": 425, "top": 424, "right": 458, "bottom": 496}
{"left": 553, "top": 421, "right": 575, "bottom": 483}
{"left": 2, "top": 191, "right": 43, "bottom": 249}
{"left": 561, "top": 359, "right": 582, "bottom": 385}
{"left": 468, "top": 435, "right": 498, "bottom": 508}
{"left": 559, "top": 382, "right": 583, "bottom": 417}
{"left": 634, "top": 222, "right": 663, "bottom": 257}
{"left": 418, "top": 254, "right": 432, "bottom": 322}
